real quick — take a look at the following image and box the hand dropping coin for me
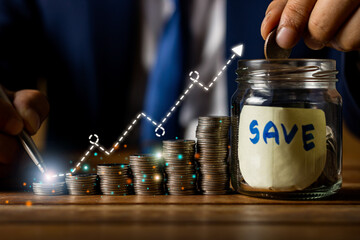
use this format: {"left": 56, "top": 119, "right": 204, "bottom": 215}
{"left": 264, "top": 29, "right": 292, "bottom": 59}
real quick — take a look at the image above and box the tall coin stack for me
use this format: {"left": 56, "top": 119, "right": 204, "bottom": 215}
{"left": 65, "top": 173, "right": 98, "bottom": 195}
{"left": 97, "top": 163, "right": 132, "bottom": 195}
{"left": 196, "top": 116, "right": 231, "bottom": 194}
{"left": 162, "top": 140, "right": 197, "bottom": 195}
{"left": 129, "top": 155, "right": 165, "bottom": 195}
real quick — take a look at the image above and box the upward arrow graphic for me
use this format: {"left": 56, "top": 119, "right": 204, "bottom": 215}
{"left": 46, "top": 44, "right": 244, "bottom": 179}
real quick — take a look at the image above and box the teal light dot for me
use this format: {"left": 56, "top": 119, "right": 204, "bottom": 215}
{"left": 178, "top": 154, "right": 183, "bottom": 160}
{"left": 143, "top": 174, "right": 147, "bottom": 178}
{"left": 121, "top": 164, "right": 124, "bottom": 168}
{"left": 192, "top": 174, "right": 196, "bottom": 178}
{"left": 94, "top": 152, "right": 98, "bottom": 156}
{"left": 142, "top": 179, "right": 145, "bottom": 182}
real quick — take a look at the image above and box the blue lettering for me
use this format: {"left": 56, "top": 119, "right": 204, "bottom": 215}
{"left": 263, "top": 121, "right": 279, "bottom": 145}
{"left": 249, "top": 120, "right": 260, "bottom": 144}
{"left": 302, "top": 124, "right": 315, "bottom": 151}
{"left": 281, "top": 124, "right": 298, "bottom": 144}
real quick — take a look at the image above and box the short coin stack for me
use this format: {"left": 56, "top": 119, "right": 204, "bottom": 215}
{"left": 33, "top": 181, "right": 67, "bottom": 196}
{"left": 162, "top": 140, "right": 197, "bottom": 195}
{"left": 65, "top": 173, "right": 98, "bottom": 195}
{"left": 196, "top": 116, "right": 231, "bottom": 194}
{"left": 129, "top": 155, "right": 165, "bottom": 195}
{"left": 97, "top": 163, "right": 132, "bottom": 195}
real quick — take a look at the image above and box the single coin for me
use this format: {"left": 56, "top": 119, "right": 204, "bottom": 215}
{"left": 264, "top": 29, "right": 292, "bottom": 59}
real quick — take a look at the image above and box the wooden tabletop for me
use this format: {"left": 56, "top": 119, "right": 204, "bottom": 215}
{"left": 1, "top": 126, "right": 360, "bottom": 240}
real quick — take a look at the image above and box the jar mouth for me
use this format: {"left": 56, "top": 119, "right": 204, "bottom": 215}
{"left": 236, "top": 59, "right": 338, "bottom": 82}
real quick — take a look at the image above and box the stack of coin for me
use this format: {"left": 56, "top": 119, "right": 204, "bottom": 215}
{"left": 196, "top": 116, "right": 231, "bottom": 194}
{"left": 33, "top": 181, "right": 67, "bottom": 196}
{"left": 65, "top": 173, "right": 98, "bottom": 195}
{"left": 97, "top": 163, "right": 132, "bottom": 195}
{"left": 129, "top": 155, "right": 165, "bottom": 195}
{"left": 162, "top": 140, "right": 197, "bottom": 195}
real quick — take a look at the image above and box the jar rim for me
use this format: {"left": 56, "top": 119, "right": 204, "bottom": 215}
{"left": 237, "top": 58, "right": 336, "bottom": 64}
{"left": 236, "top": 58, "right": 338, "bottom": 82}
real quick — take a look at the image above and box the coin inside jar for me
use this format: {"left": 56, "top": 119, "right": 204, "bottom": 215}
{"left": 264, "top": 29, "right": 292, "bottom": 59}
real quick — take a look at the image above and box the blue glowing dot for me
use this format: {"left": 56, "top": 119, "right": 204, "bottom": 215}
{"left": 147, "top": 187, "right": 149, "bottom": 190}
{"left": 175, "top": 137, "right": 178, "bottom": 139}
{"left": 143, "top": 174, "right": 147, "bottom": 178}
{"left": 178, "top": 154, "right": 183, "bottom": 160}
{"left": 165, "top": 163, "right": 169, "bottom": 166}
{"left": 192, "top": 174, "right": 196, "bottom": 178}
{"left": 121, "top": 164, "right": 124, "bottom": 168}
{"left": 142, "top": 179, "right": 145, "bottom": 182}
{"left": 111, "top": 191, "right": 114, "bottom": 195}
{"left": 220, "top": 120, "right": 222, "bottom": 123}
{"left": 94, "top": 152, "right": 98, "bottom": 156}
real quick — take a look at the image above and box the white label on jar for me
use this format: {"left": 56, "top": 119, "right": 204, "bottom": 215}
{"left": 238, "top": 105, "right": 326, "bottom": 191}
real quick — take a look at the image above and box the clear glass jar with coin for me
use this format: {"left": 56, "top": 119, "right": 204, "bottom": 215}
{"left": 230, "top": 59, "right": 342, "bottom": 200}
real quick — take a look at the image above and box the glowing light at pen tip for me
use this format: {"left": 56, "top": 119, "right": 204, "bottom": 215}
{"left": 155, "top": 152, "right": 162, "bottom": 159}
{"left": 44, "top": 174, "right": 53, "bottom": 182}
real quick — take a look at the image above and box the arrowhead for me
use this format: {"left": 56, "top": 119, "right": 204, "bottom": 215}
{"left": 231, "top": 44, "right": 244, "bottom": 57}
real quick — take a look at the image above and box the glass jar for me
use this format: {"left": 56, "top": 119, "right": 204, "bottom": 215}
{"left": 230, "top": 59, "right": 342, "bottom": 200}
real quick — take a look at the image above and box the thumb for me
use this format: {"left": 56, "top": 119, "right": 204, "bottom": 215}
{"left": 276, "top": 0, "right": 317, "bottom": 49}
{"left": 13, "top": 90, "right": 49, "bottom": 135}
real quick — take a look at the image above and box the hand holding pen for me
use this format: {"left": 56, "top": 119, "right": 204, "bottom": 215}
{"left": 0, "top": 85, "right": 49, "bottom": 175}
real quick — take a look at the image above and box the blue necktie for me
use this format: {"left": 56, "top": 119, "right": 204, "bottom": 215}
{"left": 141, "top": 0, "right": 183, "bottom": 151}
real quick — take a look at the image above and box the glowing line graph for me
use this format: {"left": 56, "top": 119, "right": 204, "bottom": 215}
{"left": 48, "top": 44, "right": 243, "bottom": 178}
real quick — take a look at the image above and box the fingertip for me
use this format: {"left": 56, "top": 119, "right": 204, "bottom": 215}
{"left": 261, "top": 13, "right": 272, "bottom": 40}
{"left": 276, "top": 27, "right": 298, "bottom": 49}
{"left": 23, "top": 109, "right": 41, "bottom": 135}
{"left": 4, "top": 117, "right": 23, "bottom": 135}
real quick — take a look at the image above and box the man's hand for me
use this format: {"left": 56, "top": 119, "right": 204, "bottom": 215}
{"left": 261, "top": 0, "right": 360, "bottom": 51}
{"left": 0, "top": 89, "right": 49, "bottom": 176}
